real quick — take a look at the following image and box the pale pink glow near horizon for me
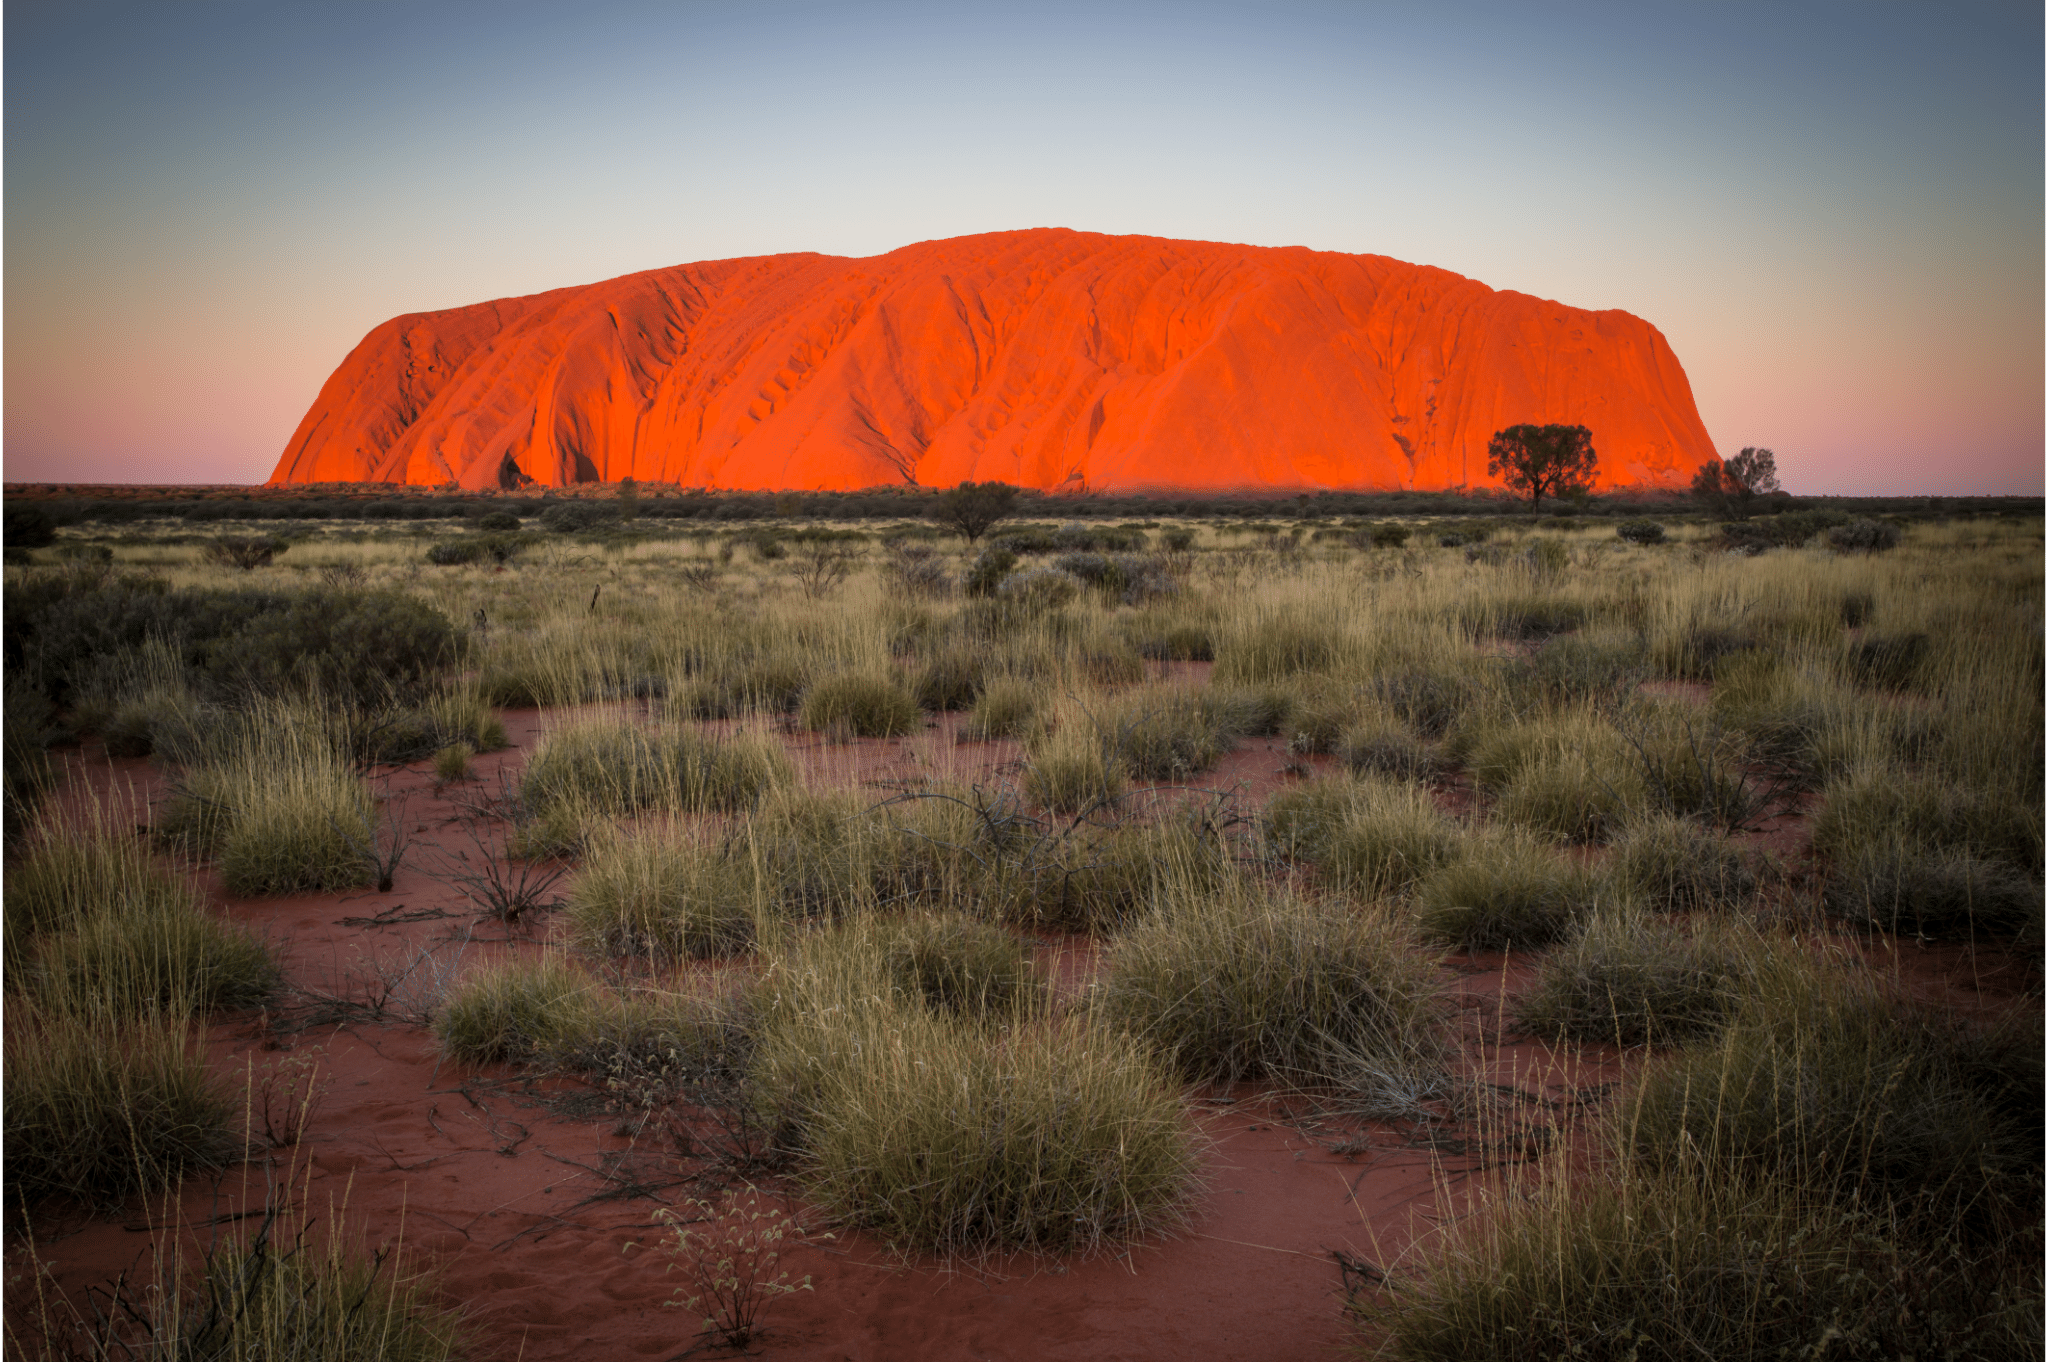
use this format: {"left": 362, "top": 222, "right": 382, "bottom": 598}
{"left": 6, "top": 1, "right": 2040, "bottom": 496}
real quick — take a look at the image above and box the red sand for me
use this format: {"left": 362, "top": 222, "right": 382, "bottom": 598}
{"left": 266, "top": 229, "right": 1717, "bottom": 496}
{"left": 15, "top": 715, "right": 2030, "bottom": 1361}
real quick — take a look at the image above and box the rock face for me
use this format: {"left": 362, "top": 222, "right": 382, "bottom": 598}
{"left": 267, "top": 228, "right": 1716, "bottom": 493}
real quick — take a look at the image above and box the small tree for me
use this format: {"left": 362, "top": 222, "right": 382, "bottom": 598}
{"left": 1691, "top": 447, "right": 1781, "bottom": 520}
{"left": 930, "top": 481, "right": 1018, "bottom": 545}
{"left": 1486, "top": 425, "right": 1598, "bottom": 510}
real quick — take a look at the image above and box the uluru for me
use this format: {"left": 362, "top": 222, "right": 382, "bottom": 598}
{"left": 267, "top": 228, "right": 1717, "bottom": 494}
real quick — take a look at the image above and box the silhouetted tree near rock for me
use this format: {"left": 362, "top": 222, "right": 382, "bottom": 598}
{"left": 1691, "top": 447, "right": 1782, "bottom": 520}
{"left": 1486, "top": 425, "right": 1598, "bottom": 509}
{"left": 931, "top": 482, "right": 1019, "bottom": 545}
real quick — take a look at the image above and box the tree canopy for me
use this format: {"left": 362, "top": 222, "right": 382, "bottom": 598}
{"left": 1485, "top": 425, "right": 1598, "bottom": 509}
{"left": 929, "top": 481, "right": 1019, "bottom": 544}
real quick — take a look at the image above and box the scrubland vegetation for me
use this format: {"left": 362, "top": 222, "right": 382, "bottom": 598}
{"left": 4, "top": 492, "right": 2040, "bottom": 1358}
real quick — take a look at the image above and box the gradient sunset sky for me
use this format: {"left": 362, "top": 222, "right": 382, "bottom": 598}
{"left": 7, "top": 0, "right": 2041, "bottom": 494}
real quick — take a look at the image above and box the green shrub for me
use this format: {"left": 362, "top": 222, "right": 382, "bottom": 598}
{"left": 798, "top": 670, "right": 921, "bottom": 738}
{"left": 435, "top": 956, "right": 598, "bottom": 1066}
{"left": 478, "top": 509, "right": 521, "bottom": 531}
{"left": 1098, "top": 885, "right": 1449, "bottom": 1104}
{"left": 31, "top": 899, "right": 278, "bottom": 1019}
{"left": 1090, "top": 685, "right": 1236, "bottom": 781}
{"left": 1413, "top": 832, "right": 1608, "bottom": 948}
{"left": 215, "top": 761, "right": 378, "bottom": 898}
{"left": 566, "top": 827, "right": 758, "bottom": 963}
{"left": 962, "top": 546, "right": 1018, "bottom": 597}
{"left": 3, "top": 1005, "right": 236, "bottom": 1206}
{"left": 1356, "top": 1160, "right": 2035, "bottom": 1362}
{"left": 1335, "top": 715, "right": 1436, "bottom": 781}
{"left": 204, "top": 588, "right": 464, "bottom": 700}
{"left": 539, "top": 501, "right": 622, "bottom": 533}
{"left": 425, "top": 534, "right": 523, "bottom": 566}
{"left": 1846, "top": 631, "right": 1928, "bottom": 690}
{"left": 5, "top": 503, "right": 57, "bottom": 548}
{"left": 1614, "top": 518, "right": 1666, "bottom": 544}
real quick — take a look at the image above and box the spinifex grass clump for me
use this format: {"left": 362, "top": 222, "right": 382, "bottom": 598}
{"left": 874, "top": 913, "right": 1041, "bottom": 1017}
{"left": 9, "top": 818, "right": 279, "bottom": 1017}
{"left": 960, "top": 676, "right": 1038, "bottom": 739}
{"left": 1412, "top": 828, "right": 1610, "bottom": 949}
{"left": 18, "top": 1182, "right": 469, "bottom": 1362}
{"left": 1516, "top": 910, "right": 1770, "bottom": 1047}
{"left": 1464, "top": 710, "right": 1643, "bottom": 844}
{"left": 520, "top": 718, "right": 792, "bottom": 816}
{"left": 1096, "top": 879, "right": 1450, "bottom": 1107}
{"left": 753, "top": 923, "right": 1199, "bottom": 1255}
{"left": 1088, "top": 684, "right": 1240, "bottom": 780}
{"left": 1605, "top": 814, "right": 1759, "bottom": 911}
{"left": 1623, "top": 970, "right": 2045, "bottom": 1239}
{"left": 1264, "top": 776, "right": 1462, "bottom": 896}
{"left": 1353, "top": 1150, "right": 2037, "bottom": 1361}
{"left": 434, "top": 956, "right": 599, "bottom": 1066}
{"left": 147, "top": 700, "right": 380, "bottom": 897}
{"left": 797, "top": 669, "right": 921, "bottom": 738}
{"left": 566, "top": 824, "right": 759, "bottom": 963}
{"left": 3, "top": 1001, "right": 237, "bottom": 1207}
{"left": 1813, "top": 763, "right": 2043, "bottom": 874}
{"left": 1822, "top": 845, "right": 2042, "bottom": 940}
{"left": 1023, "top": 719, "right": 1124, "bottom": 814}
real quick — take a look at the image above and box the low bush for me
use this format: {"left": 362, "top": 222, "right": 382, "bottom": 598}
{"left": 1097, "top": 884, "right": 1450, "bottom": 1103}
{"left": 1413, "top": 831, "right": 1608, "bottom": 948}
{"left": 962, "top": 546, "right": 1018, "bottom": 597}
{"left": 1090, "top": 685, "right": 1237, "bottom": 781}
{"left": 539, "top": 501, "right": 622, "bottom": 533}
{"left": 1845, "top": 630, "right": 1928, "bottom": 690}
{"left": 1812, "top": 765, "right": 2042, "bottom": 872}
{"left": 798, "top": 670, "right": 921, "bottom": 738}
{"left": 205, "top": 588, "right": 464, "bottom": 701}
{"left": 214, "top": 760, "right": 378, "bottom": 898}
{"left": 995, "top": 564, "right": 1082, "bottom": 611}
{"left": 1356, "top": 1158, "right": 2036, "bottom": 1362}
{"left": 30, "top": 898, "right": 278, "bottom": 1019}
{"left": 1827, "top": 517, "right": 1901, "bottom": 552}
{"left": 1214, "top": 612, "right": 1342, "bottom": 684}
{"left": 432, "top": 742, "right": 474, "bottom": 783}
{"left": 1614, "top": 518, "right": 1665, "bottom": 544}
{"left": 425, "top": 534, "right": 524, "bottom": 566}
{"left": 478, "top": 509, "right": 521, "bottom": 531}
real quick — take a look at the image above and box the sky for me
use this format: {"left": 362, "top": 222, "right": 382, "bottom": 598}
{"left": 5, "top": 0, "right": 2041, "bottom": 495}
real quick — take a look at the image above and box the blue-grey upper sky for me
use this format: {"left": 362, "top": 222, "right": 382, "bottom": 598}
{"left": 7, "top": 0, "right": 2041, "bottom": 492}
